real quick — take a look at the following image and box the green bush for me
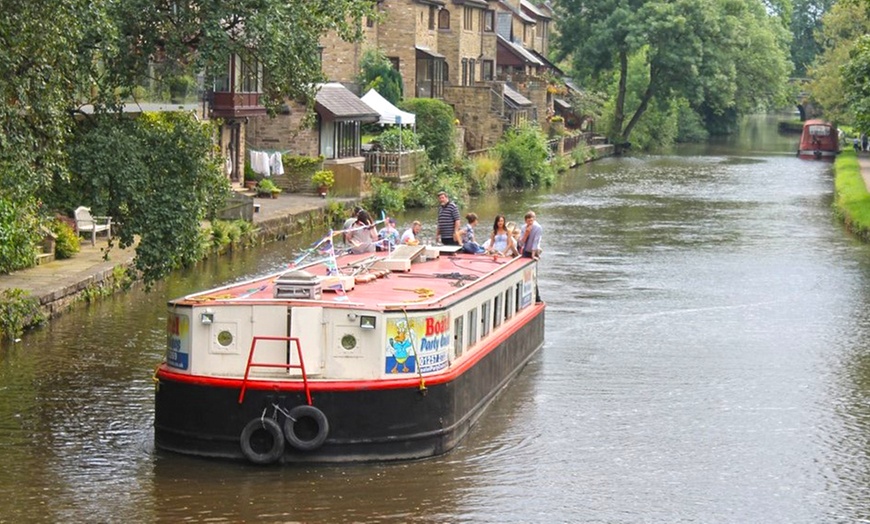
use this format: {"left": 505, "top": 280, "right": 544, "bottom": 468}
{"left": 495, "top": 122, "right": 555, "bottom": 188}
{"left": 377, "top": 127, "right": 421, "bottom": 151}
{"left": 404, "top": 159, "right": 469, "bottom": 209}
{"left": 470, "top": 154, "right": 501, "bottom": 195}
{"left": 280, "top": 155, "right": 323, "bottom": 192}
{"left": 0, "top": 288, "right": 45, "bottom": 340}
{"left": 364, "top": 178, "right": 405, "bottom": 217}
{"left": 0, "top": 197, "right": 40, "bottom": 274}
{"left": 51, "top": 219, "right": 80, "bottom": 259}
{"left": 398, "top": 98, "right": 456, "bottom": 164}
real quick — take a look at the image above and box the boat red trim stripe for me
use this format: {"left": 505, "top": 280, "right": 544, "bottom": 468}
{"left": 156, "top": 303, "right": 545, "bottom": 392}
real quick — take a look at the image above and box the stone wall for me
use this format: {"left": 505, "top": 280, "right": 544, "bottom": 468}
{"left": 247, "top": 102, "right": 319, "bottom": 158}
{"left": 445, "top": 85, "right": 506, "bottom": 151}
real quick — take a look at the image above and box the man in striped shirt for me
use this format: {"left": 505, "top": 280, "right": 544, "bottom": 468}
{"left": 436, "top": 191, "right": 460, "bottom": 246}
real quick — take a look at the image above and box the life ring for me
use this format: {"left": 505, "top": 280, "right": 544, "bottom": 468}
{"left": 240, "top": 417, "right": 285, "bottom": 465}
{"left": 284, "top": 405, "right": 329, "bottom": 451}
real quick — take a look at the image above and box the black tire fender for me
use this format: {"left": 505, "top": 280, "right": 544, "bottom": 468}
{"left": 284, "top": 405, "right": 329, "bottom": 451}
{"left": 240, "top": 417, "right": 285, "bottom": 465}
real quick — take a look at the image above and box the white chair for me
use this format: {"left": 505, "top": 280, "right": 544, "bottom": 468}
{"left": 74, "top": 206, "right": 112, "bottom": 245}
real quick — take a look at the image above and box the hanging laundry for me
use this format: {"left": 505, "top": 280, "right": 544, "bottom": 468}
{"left": 270, "top": 152, "right": 284, "bottom": 176}
{"left": 249, "top": 150, "right": 270, "bottom": 176}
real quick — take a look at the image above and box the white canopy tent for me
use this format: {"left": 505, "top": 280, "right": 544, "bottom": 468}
{"left": 361, "top": 89, "right": 416, "bottom": 127}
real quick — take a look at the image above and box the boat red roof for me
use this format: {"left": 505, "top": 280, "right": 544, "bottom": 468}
{"left": 174, "top": 249, "right": 535, "bottom": 312}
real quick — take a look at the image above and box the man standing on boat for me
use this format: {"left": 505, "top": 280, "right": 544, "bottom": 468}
{"left": 519, "top": 211, "right": 543, "bottom": 260}
{"left": 436, "top": 191, "right": 460, "bottom": 246}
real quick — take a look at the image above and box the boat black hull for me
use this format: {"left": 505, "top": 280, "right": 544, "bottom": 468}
{"left": 154, "top": 305, "right": 544, "bottom": 464}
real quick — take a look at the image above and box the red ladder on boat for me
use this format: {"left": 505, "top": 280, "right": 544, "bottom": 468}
{"left": 238, "top": 335, "right": 312, "bottom": 405}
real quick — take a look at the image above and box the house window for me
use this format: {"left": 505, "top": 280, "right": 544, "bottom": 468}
{"left": 236, "top": 53, "right": 262, "bottom": 93}
{"left": 482, "top": 60, "right": 494, "bottom": 81}
{"left": 438, "top": 9, "right": 450, "bottom": 29}
{"left": 428, "top": 6, "right": 435, "bottom": 30}
{"left": 388, "top": 57, "right": 400, "bottom": 70}
{"left": 483, "top": 10, "right": 494, "bottom": 32}
{"left": 461, "top": 58, "right": 468, "bottom": 86}
{"left": 336, "top": 121, "right": 360, "bottom": 158}
{"left": 464, "top": 7, "right": 473, "bottom": 30}
{"left": 469, "top": 59, "right": 476, "bottom": 85}
{"left": 366, "top": 16, "right": 374, "bottom": 28}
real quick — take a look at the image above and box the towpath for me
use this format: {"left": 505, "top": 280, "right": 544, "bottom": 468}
{"left": 0, "top": 192, "right": 349, "bottom": 317}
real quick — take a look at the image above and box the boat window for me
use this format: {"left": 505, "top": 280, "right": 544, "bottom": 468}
{"left": 481, "top": 301, "right": 490, "bottom": 338}
{"left": 467, "top": 309, "right": 478, "bottom": 347}
{"left": 454, "top": 316, "right": 464, "bottom": 357}
{"left": 505, "top": 287, "right": 512, "bottom": 321}
{"left": 493, "top": 294, "right": 502, "bottom": 329}
{"left": 515, "top": 282, "right": 523, "bottom": 313}
{"left": 808, "top": 125, "right": 830, "bottom": 136}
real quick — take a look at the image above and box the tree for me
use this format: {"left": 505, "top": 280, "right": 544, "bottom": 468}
{"left": 843, "top": 35, "right": 870, "bottom": 132}
{"left": 398, "top": 98, "right": 456, "bottom": 164}
{"left": 553, "top": 0, "right": 791, "bottom": 147}
{"left": 789, "top": 0, "right": 835, "bottom": 77}
{"left": 0, "top": 0, "right": 376, "bottom": 279}
{"left": 806, "top": 2, "right": 870, "bottom": 123}
{"left": 357, "top": 48, "right": 403, "bottom": 105}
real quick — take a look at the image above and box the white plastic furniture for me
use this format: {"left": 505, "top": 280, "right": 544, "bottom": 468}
{"left": 74, "top": 206, "right": 112, "bottom": 245}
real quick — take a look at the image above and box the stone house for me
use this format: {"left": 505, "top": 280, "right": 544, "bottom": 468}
{"left": 319, "top": 0, "right": 563, "bottom": 152}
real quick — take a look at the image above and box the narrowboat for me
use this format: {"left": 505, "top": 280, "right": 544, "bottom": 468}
{"left": 154, "top": 239, "right": 545, "bottom": 465}
{"left": 797, "top": 119, "right": 839, "bottom": 159}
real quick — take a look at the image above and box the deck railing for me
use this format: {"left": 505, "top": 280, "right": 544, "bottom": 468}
{"left": 363, "top": 149, "right": 425, "bottom": 178}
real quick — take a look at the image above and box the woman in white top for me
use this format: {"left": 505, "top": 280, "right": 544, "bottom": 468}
{"left": 487, "top": 214, "right": 515, "bottom": 256}
{"left": 348, "top": 210, "right": 378, "bottom": 254}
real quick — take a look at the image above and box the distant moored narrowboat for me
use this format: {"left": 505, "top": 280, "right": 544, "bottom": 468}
{"left": 797, "top": 119, "right": 839, "bottom": 160}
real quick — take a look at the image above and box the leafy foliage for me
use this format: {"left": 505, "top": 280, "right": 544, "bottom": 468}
{"left": 0, "top": 288, "right": 45, "bottom": 341}
{"left": 469, "top": 154, "right": 501, "bottom": 195}
{"left": 0, "top": 197, "right": 40, "bottom": 273}
{"left": 494, "top": 123, "right": 555, "bottom": 188}
{"left": 843, "top": 35, "right": 870, "bottom": 133}
{"left": 50, "top": 219, "right": 81, "bottom": 260}
{"left": 376, "top": 127, "right": 421, "bottom": 151}
{"left": 57, "top": 112, "right": 229, "bottom": 286}
{"left": 554, "top": 0, "right": 791, "bottom": 144}
{"left": 806, "top": 2, "right": 870, "bottom": 123}
{"left": 398, "top": 99, "right": 456, "bottom": 164}
{"left": 404, "top": 159, "right": 469, "bottom": 209}
{"left": 364, "top": 178, "right": 406, "bottom": 217}
{"left": 357, "top": 48, "right": 403, "bottom": 105}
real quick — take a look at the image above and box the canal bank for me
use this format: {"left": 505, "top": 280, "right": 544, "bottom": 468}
{"left": 833, "top": 150, "right": 870, "bottom": 241}
{"left": 0, "top": 192, "right": 356, "bottom": 329}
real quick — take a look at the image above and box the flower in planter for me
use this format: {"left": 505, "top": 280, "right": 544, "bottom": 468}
{"left": 311, "top": 169, "right": 335, "bottom": 197}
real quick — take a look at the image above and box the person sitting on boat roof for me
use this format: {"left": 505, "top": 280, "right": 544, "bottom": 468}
{"left": 343, "top": 206, "right": 364, "bottom": 245}
{"left": 348, "top": 210, "right": 378, "bottom": 254}
{"left": 486, "top": 214, "right": 516, "bottom": 257}
{"left": 378, "top": 218, "right": 400, "bottom": 251}
{"left": 401, "top": 221, "right": 422, "bottom": 245}
{"left": 460, "top": 213, "right": 486, "bottom": 254}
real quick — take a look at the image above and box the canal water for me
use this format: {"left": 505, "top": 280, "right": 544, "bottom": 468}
{"left": 3, "top": 115, "right": 870, "bottom": 523}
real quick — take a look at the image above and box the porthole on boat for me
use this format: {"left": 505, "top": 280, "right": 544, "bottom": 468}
{"left": 284, "top": 405, "right": 329, "bottom": 451}
{"left": 217, "top": 330, "right": 233, "bottom": 347}
{"left": 240, "top": 418, "right": 285, "bottom": 465}
{"left": 340, "top": 334, "right": 357, "bottom": 350}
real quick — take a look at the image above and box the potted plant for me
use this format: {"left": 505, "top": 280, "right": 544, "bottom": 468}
{"left": 256, "top": 178, "right": 282, "bottom": 198}
{"left": 244, "top": 164, "right": 259, "bottom": 190}
{"left": 311, "top": 169, "right": 335, "bottom": 198}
